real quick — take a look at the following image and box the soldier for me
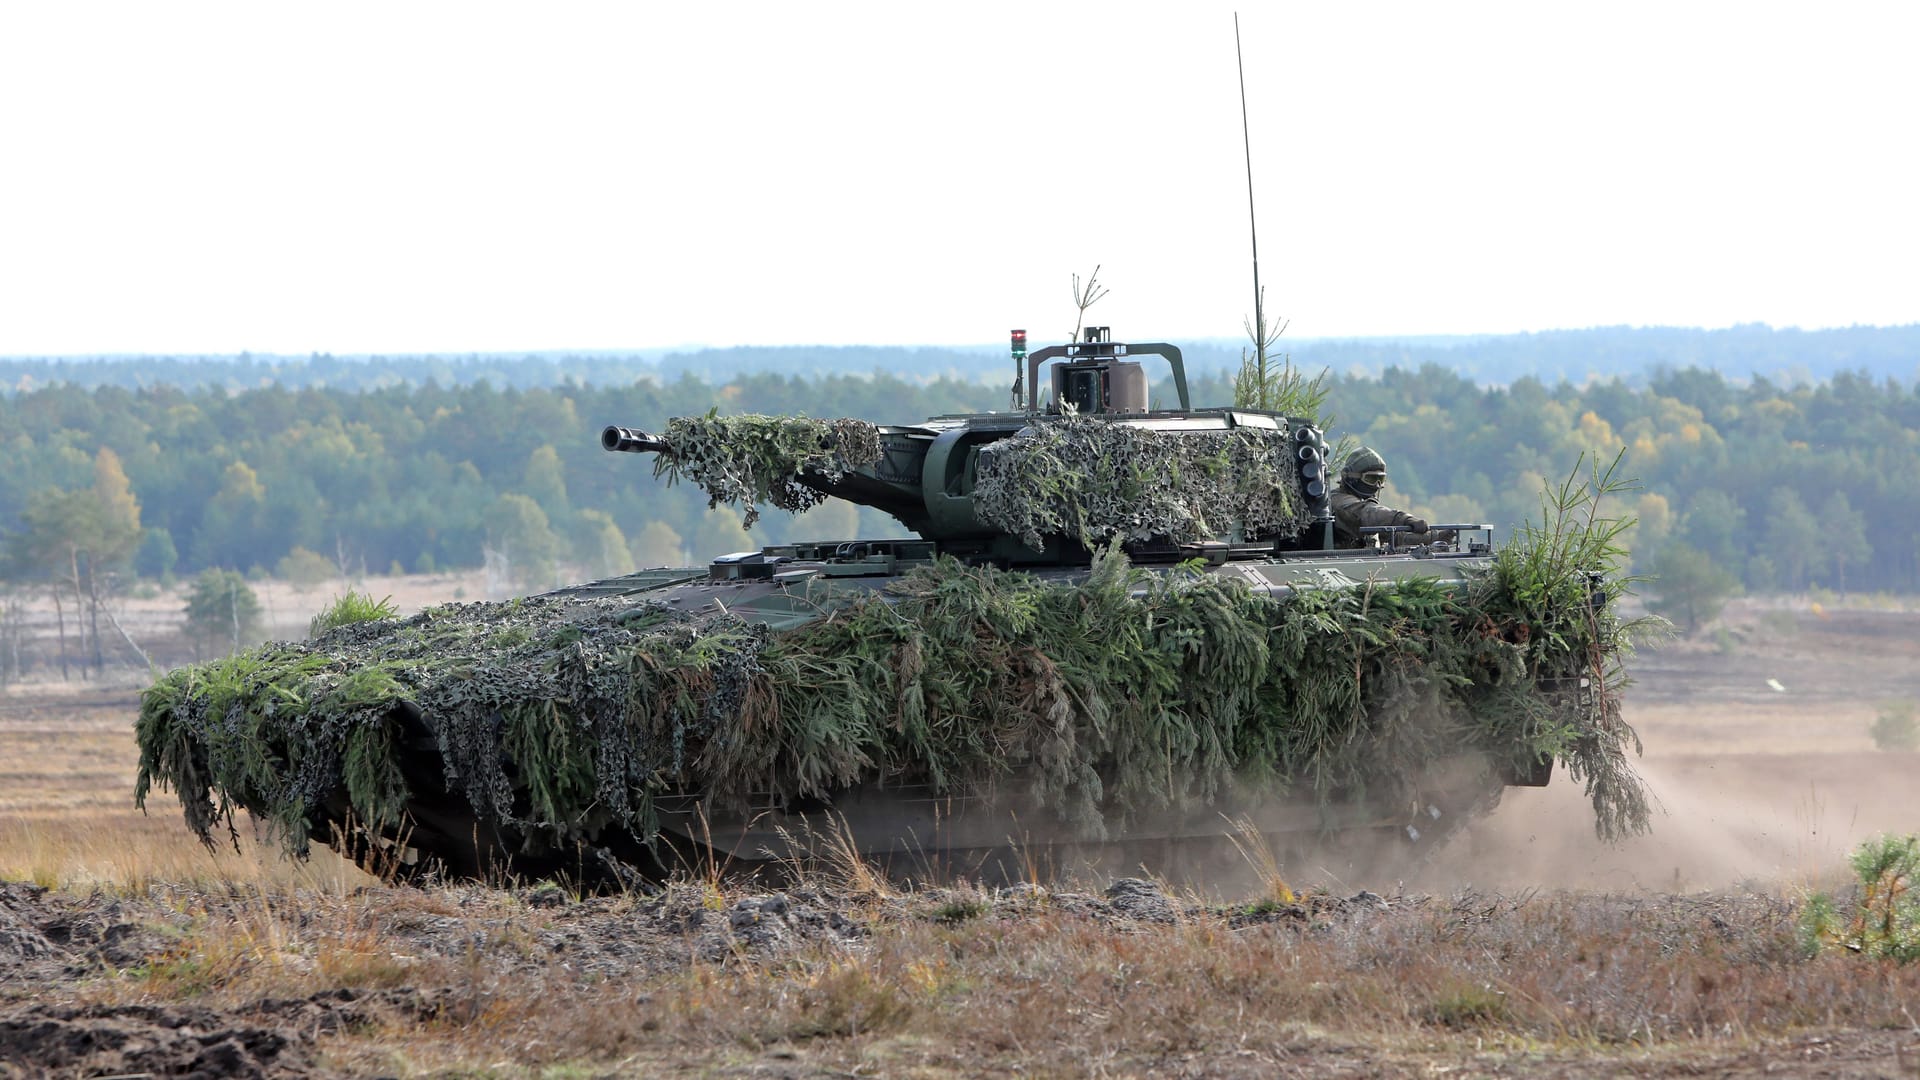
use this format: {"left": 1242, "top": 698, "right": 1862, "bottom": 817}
{"left": 1330, "top": 447, "right": 1450, "bottom": 548}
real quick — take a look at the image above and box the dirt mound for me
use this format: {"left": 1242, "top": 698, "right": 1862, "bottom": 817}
{"left": 0, "top": 1000, "right": 315, "bottom": 1079}
{"left": 0, "top": 989, "right": 444, "bottom": 1080}
{"left": 0, "top": 883, "right": 176, "bottom": 985}
{"left": 476, "top": 883, "right": 871, "bottom": 969}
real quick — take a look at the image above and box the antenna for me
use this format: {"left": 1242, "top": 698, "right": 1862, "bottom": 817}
{"left": 1236, "top": 20, "right": 1332, "bottom": 547}
{"left": 1234, "top": 13, "right": 1266, "bottom": 370}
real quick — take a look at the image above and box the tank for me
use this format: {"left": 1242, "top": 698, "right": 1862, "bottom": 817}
{"left": 136, "top": 328, "right": 1649, "bottom": 888}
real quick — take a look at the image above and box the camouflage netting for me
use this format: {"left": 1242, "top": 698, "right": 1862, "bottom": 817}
{"left": 136, "top": 536, "right": 1652, "bottom": 872}
{"left": 972, "top": 413, "right": 1314, "bottom": 550}
{"left": 651, "top": 412, "right": 883, "bottom": 527}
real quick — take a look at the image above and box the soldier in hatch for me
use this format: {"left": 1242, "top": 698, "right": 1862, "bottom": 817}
{"left": 1330, "top": 447, "right": 1451, "bottom": 548}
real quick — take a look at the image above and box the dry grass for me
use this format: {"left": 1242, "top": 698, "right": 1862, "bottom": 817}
{"left": 0, "top": 813, "right": 372, "bottom": 895}
{"left": 1224, "top": 813, "right": 1297, "bottom": 907}
{"left": 8, "top": 612, "right": 1920, "bottom": 1076}
{"left": 0, "top": 690, "right": 376, "bottom": 894}
{"left": 32, "top": 881, "right": 1915, "bottom": 1077}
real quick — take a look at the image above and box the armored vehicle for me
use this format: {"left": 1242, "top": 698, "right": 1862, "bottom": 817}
{"left": 137, "top": 329, "right": 1647, "bottom": 888}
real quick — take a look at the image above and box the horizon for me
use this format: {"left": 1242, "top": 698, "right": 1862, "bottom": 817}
{"left": 5, "top": 320, "right": 1918, "bottom": 363}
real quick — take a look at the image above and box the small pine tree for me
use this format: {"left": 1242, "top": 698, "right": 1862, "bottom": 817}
{"left": 182, "top": 569, "right": 264, "bottom": 658}
{"left": 1231, "top": 290, "right": 1331, "bottom": 422}
{"left": 1800, "top": 834, "right": 1920, "bottom": 962}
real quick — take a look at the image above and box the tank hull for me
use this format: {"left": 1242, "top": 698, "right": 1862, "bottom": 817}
{"left": 312, "top": 541, "right": 1545, "bottom": 889}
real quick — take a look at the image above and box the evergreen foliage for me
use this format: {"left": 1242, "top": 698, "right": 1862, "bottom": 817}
{"left": 972, "top": 413, "right": 1310, "bottom": 551}
{"left": 1234, "top": 357, "right": 1330, "bottom": 426}
{"left": 1487, "top": 454, "right": 1661, "bottom": 837}
{"left": 651, "top": 413, "right": 883, "bottom": 527}
{"left": 1800, "top": 834, "right": 1920, "bottom": 963}
{"left": 181, "top": 570, "right": 263, "bottom": 657}
{"left": 1230, "top": 297, "right": 1331, "bottom": 422}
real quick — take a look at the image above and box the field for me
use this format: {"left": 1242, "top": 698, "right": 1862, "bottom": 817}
{"left": 3, "top": 583, "right": 1919, "bottom": 1077}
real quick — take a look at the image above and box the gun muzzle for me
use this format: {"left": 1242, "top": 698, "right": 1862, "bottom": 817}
{"left": 601, "top": 426, "right": 670, "bottom": 455}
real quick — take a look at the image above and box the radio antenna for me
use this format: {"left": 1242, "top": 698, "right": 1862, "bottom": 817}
{"left": 1234, "top": 13, "right": 1267, "bottom": 370}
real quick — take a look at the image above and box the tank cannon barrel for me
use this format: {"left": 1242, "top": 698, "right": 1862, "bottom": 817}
{"left": 602, "top": 425, "right": 670, "bottom": 455}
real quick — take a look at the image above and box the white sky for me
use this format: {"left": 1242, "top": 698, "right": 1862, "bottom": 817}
{"left": 2, "top": 2, "right": 1916, "bottom": 355}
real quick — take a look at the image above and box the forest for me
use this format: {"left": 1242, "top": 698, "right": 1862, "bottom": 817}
{"left": 2, "top": 327, "right": 1916, "bottom": 677}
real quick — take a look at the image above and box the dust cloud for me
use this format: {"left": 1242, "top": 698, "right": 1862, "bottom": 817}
{"left": 1412, "top": 751, "right": 1920, "bottom": 894}
{"left": 1405, "top": 602, "right": 1920, "bottom": 895}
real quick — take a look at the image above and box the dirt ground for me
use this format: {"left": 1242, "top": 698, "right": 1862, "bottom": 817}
{"left": 4, "top": 880, "right": 1918, "bottom": 1079}
{"left": 2, "top": 590, "right": 1919, "bottom": 1076}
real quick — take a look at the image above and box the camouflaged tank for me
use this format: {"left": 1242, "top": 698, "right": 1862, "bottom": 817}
{"left": 136, "top": 329, "right": 1649, "bottom": 888}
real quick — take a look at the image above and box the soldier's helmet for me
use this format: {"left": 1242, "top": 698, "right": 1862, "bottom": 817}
{"left": 1342, "top": 446, "right": 1388, "bottom": 496}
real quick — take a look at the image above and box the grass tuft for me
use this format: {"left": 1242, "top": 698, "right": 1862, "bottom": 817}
{"left": 1426, "top": 982, "right": 1513, "bottom": 1028}
{"left": 931, "top": 896, "right": 988, "bottom": 923}
{"left": 308, "top": 591, "right": 399, "bottom": 638}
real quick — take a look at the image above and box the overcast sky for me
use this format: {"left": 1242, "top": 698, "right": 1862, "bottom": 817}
{"left": 2, "top": 2, "right": 1916, "bottom": 355}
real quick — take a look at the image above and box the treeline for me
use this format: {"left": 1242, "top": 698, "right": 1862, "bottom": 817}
{"left": 0, "top": 373, "right": 994, "bottom": 594}
{"left": 1270, "top": 366, "right": 1920, "bottom": 618}
{"left": 2, "top": 362, "right": 1917, "bottom": 644}
{"left": 1274, "top": 322, "right": 1920, "bottom": 387}
{"left": 0, "top": 345, "right": 1005, "bottom": 396}
{"left": 9, "top": 324, "right": 1919, "bottom": 394}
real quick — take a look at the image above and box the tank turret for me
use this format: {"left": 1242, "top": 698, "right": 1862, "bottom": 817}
{"left": 603, "top": 330, "right": 1343, "bottom": 564}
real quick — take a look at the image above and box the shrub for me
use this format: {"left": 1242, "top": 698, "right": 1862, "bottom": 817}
{"left": 1427, "top": 983, "right": 1512, "bottom": 1028}
{"left": 1870, "top": 700, "right": 1918, "bottom": 752}
{"left": 1800, "top": 834, "right": 1920, "bottom": 962}
{"left": 933, "top": 898, "right": 988, "bottom": 923}
{"left": 276, "top": 546, "right": 339, "bottom": 592}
